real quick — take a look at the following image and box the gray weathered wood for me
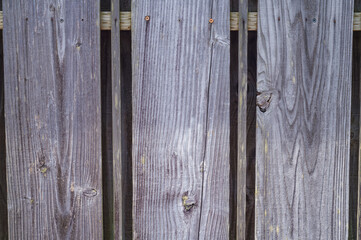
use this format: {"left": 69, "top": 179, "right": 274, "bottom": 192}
{"left": 3, "top": 1, "right": 102, "bottom": 238}
{"left": 111, "top": 0, "right": 123, "bottom": 239}
{"left": 0, "top": 27, "right": 8, "bottom": 240}
{"left": 132, "top": 0, "right": 230, "bottom": 238}
{"left": 256, "top": 1, "right": 354, "bottom": 239}
{"left": 237, "top": 0, "right": 248, "bottom": 239}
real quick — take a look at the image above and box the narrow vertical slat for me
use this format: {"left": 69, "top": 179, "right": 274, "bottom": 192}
{"left": 237, "top": 0, "right": 248, "bottom": 239}
{"left": 132, "top": 0, "right": 230, "bottom": 238}
{"left": 111, "top": 0, "right": 123, "bottom": 239}
{"left": 0, "top": 15, "right": 8, "bottom": 239}
{"left": 3, "top": 1, "right": 102, "bottom": 238}
{"left": 256, "top": 1, "right": 353, "bottom": 239}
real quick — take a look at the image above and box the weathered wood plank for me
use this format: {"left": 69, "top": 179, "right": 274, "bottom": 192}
{"left": 111, "top": 0, "right": 123, "bottom": 239}
{"left": 132, "top": 0, "right": 230, "bottom": 238}
{"left": 3, "top": 1, "right": 102, "bottom": 239}
{"left": 237, "top": 0, "right": 248, "bottom": 239}
{"left": 0, "top": 26, "right": 8, "bottom": 240}
{"left": 256, "top": 1, "right": 353, "bottom": 239}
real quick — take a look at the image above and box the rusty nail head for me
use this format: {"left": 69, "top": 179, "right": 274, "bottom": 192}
{"left": 209, "top": 18, "right": 214, "bottom": 23}
{"left": 145, "top": 16, "right": 150, "bottom": 21}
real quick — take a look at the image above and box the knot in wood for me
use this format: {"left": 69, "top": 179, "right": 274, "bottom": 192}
{"left": 256, "top": 92, "right": 273, "bottom": 113}
{"left": 182, "top": 192, "right": 196, "bottom": 212}
{"left": 83, "top": 188, "right": 98, "bottom": 198}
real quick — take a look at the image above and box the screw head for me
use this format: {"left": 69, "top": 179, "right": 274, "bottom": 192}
{"left": 145, "top": 16, "right": 150, "bottom": 21}
{"left": 209, "top": 18, "right": 214, "bottom": 24}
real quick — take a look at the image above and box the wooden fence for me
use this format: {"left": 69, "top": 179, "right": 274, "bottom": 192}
{"left": 0, "top": 0, "right": 361, "bottom": 239}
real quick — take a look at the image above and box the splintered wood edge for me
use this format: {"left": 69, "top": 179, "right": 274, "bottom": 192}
{"left": 0, "top": 11, "right": 360, "bottom": 31}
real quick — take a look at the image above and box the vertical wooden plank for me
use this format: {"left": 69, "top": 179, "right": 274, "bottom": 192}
{"left": 3, "top": 1, "right": 102, "bottom": 239}
{"left": 132, "top": 0, "right": 230, "bottom": 238}
{"left": 257, "top": 1, "right": 353, "bottom": 239}
{"left": 0, "top": 13, "right": 8, "bottom": 239}
{"left": 237, "top": 0, "right": 248, "bottom": 239}
{"left": 111, "top": 0, "right": 123, "bottom": 239}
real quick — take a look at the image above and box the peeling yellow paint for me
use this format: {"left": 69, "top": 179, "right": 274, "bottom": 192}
{"left": 70, "top": 182, "right": 74, "bottom": 192}
{"left": 292, "top": 76, "right": 296, "bottom": 84}
{"left": 269, "top": 225, "right": 274, "bottom": 232}
{"left": 276, "top": 226, "right": 279, "bottom": 235}
{"left": 264, "top": 210, "right": 267, "bottom": 216}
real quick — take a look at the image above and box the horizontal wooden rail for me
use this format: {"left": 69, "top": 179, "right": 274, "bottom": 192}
{"left": 0, "top": 11, "right": 360, "bottom": 31}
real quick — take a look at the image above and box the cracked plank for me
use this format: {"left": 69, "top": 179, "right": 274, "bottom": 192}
{"left": 256, "top": 0, "right": 353, "bottom": 239}
{"left": 3, "top": 1, "right": 102, "bottom": 238}
{"left": 132, "top": 0, "right": 230, "bottom": 238}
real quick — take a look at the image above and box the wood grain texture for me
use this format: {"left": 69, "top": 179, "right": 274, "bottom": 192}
{"left": 111, "top": 0, "right": 123, "bottom": 239}
{"left": 132, "top": 0, "right": 230, "bottom": 238}
{"left": 237, "top": 0, "right": 248, "bottom": 239}
{"left": 3, "top": 1, "right": 102, "bottom": 239}
{"left": 256, "top": 1, "right": 353, "bottom": 239}
{"left": 0, "top": 28, "right": 8, "bottom": 240}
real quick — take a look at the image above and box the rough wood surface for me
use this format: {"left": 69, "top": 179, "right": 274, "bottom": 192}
{"left": 237, "top": 0, "right": 248, "bottom": 239}
{"left": 256, "top": 1, "right": 353, "bottom": 239}
{"left": 132, "top": 0, "right": 230, "bottom": 238}
{"left": 2, "top": 10, "right": 361, "bottom": 31}
{"left": 3, "top": 1, "right": 102, "bottom": 239}
{"left": 111, "top": 0, "right": 123, "bottom": 239}
{"left": 0, "top": 27, "right": 8, "bottom": 240}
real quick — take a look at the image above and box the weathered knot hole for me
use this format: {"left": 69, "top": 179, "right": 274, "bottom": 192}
{"left": 75, "top": 42, "right": 82, "bottom": 48}
{"left": 256, "top": 92, "right": 273, "bottom": 113}
{"left": 83, "top": 188, "right": 98, "bottom": 198}
{"left": 182, "top": 192, "right": 196, "bottom": 212}
{"left": 60, "top": 19, "right": 64, "bottom": 23}
{"left": 312, "top": 18, "right": 317, "bottom": 23}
